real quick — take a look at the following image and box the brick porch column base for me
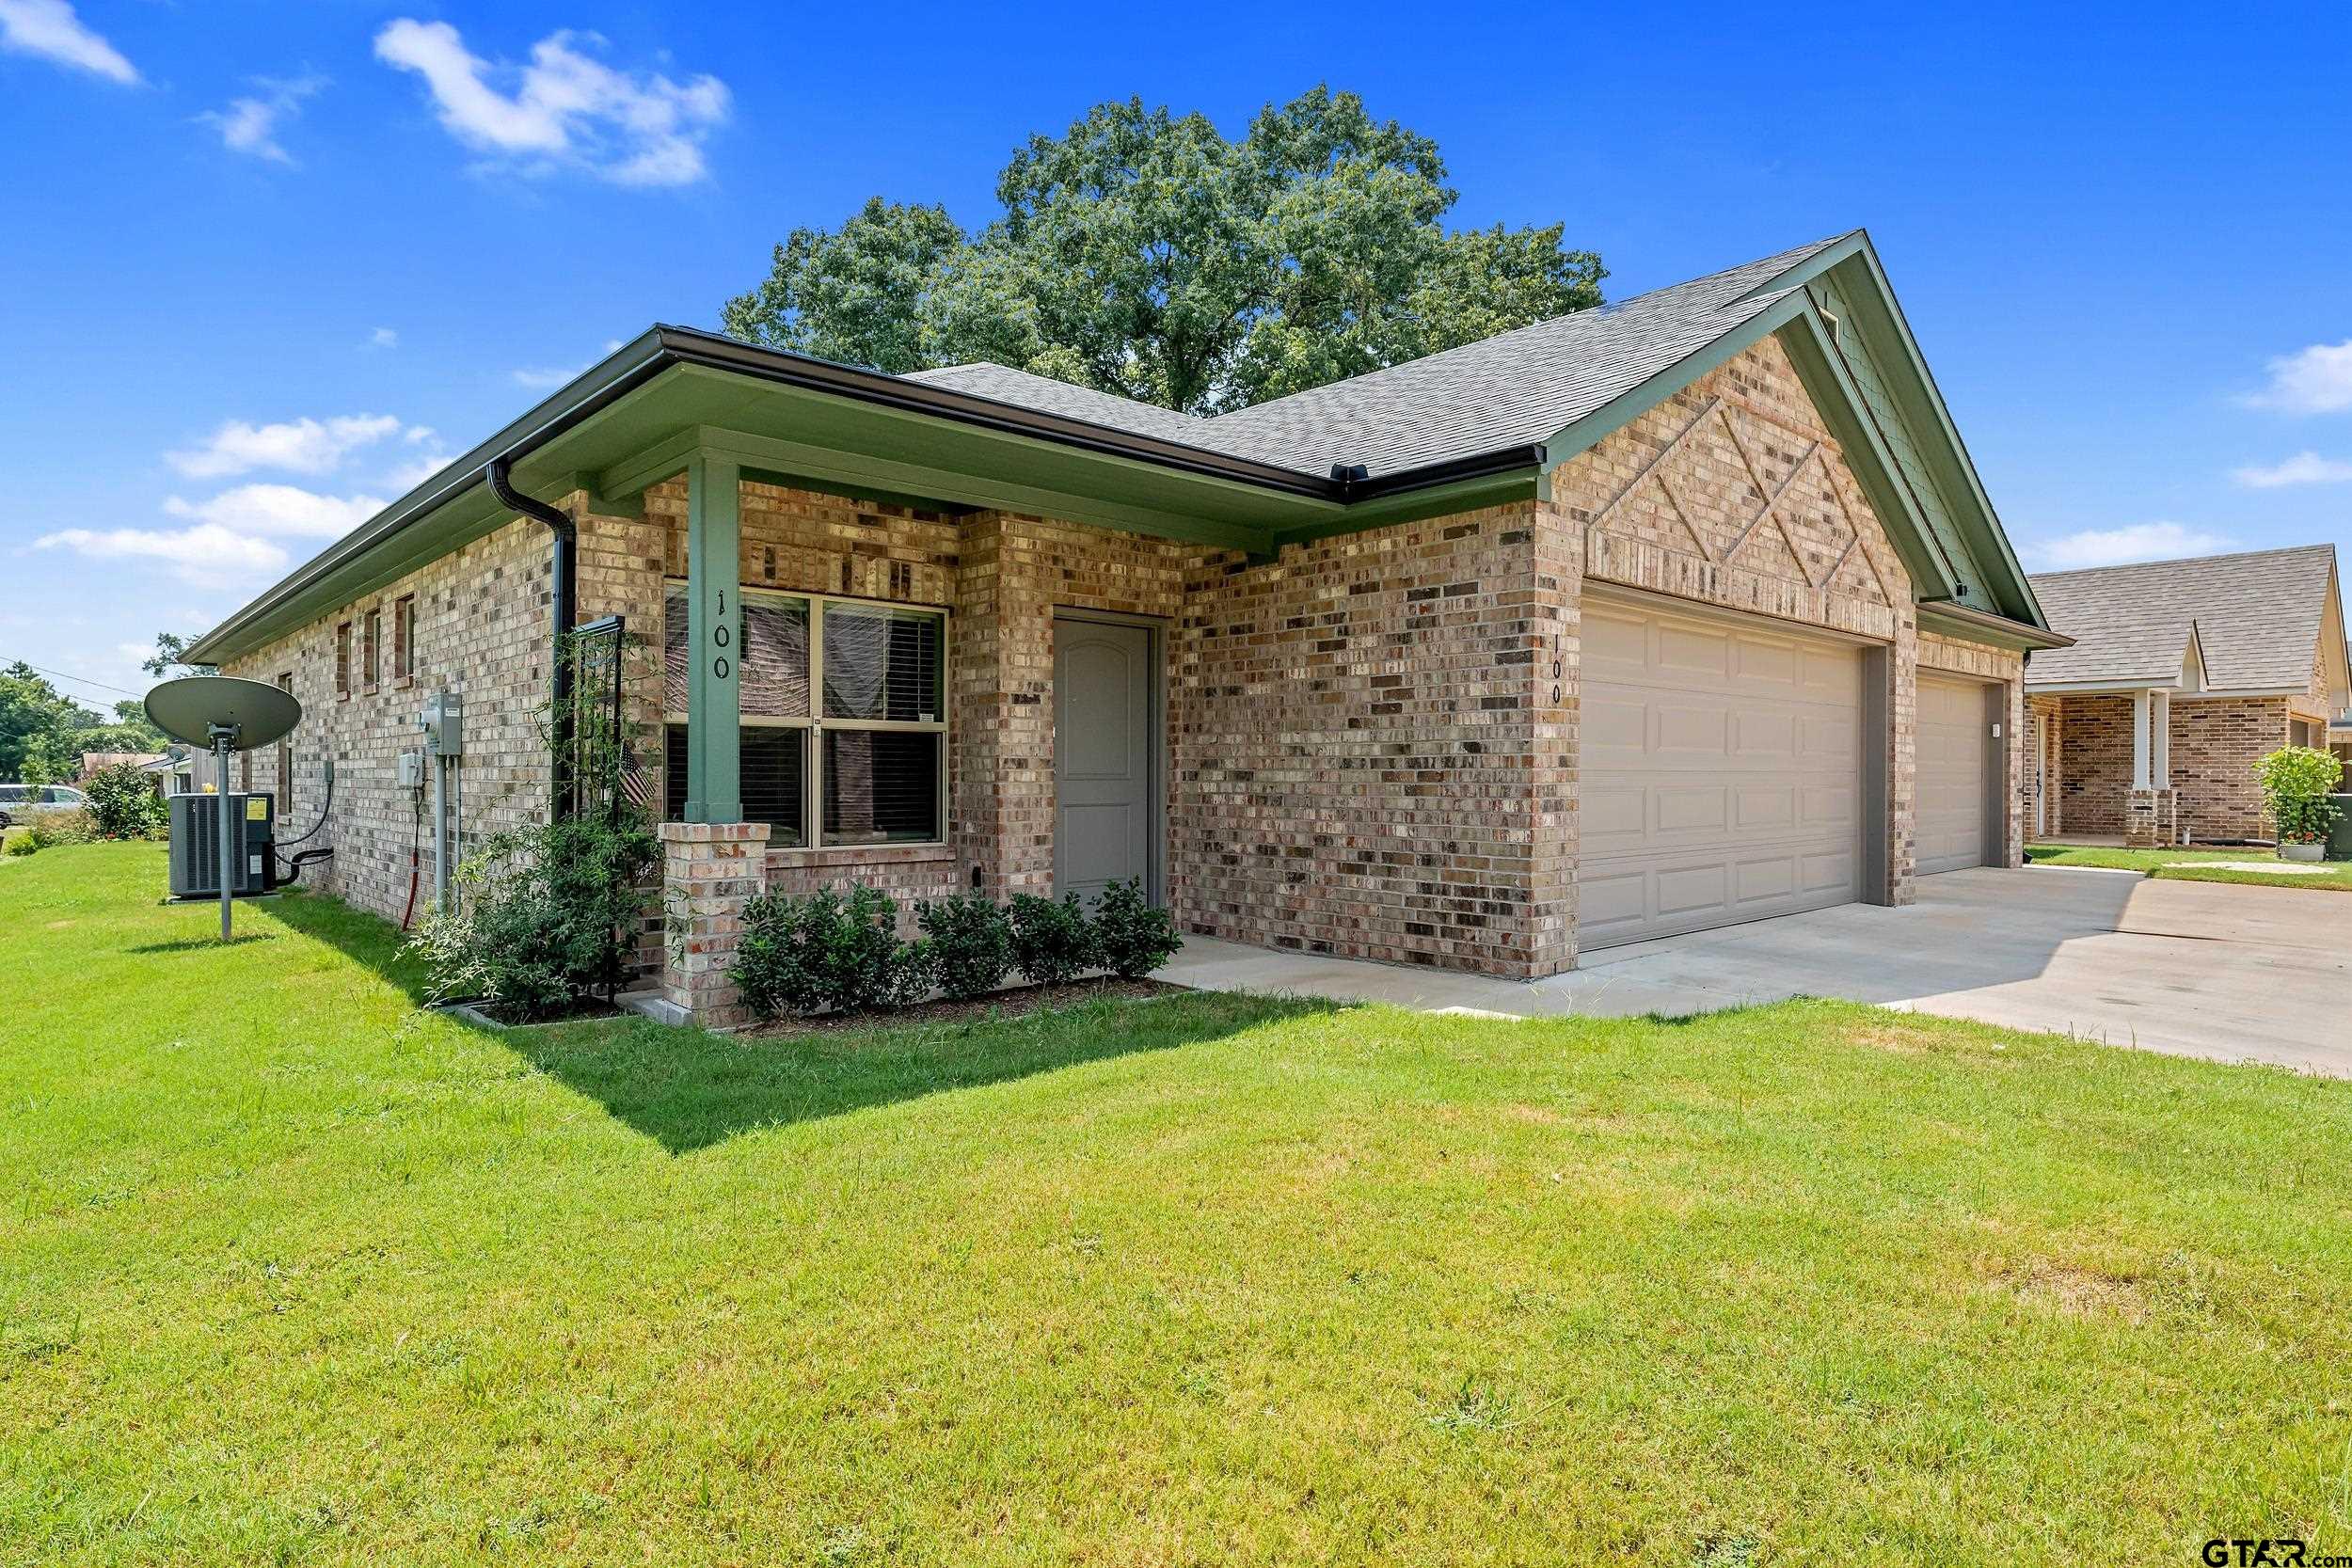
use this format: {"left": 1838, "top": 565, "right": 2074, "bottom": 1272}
{"left": 2124, "top": 788, "right": 2164, "bottom": 848}
{"left": 659, "top": 821, "right": 771, "bottom": 1030}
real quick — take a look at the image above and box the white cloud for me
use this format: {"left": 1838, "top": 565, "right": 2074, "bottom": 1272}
{"left": 2023, "top": 521, "right": 2237, "bottom": 572}
{"left": 370, "top": 326, "right": 399, "bottom": 348}
{"left": 373, "top": 19, "right": 728, "bottom": 186}
{"left": 2232, "top": 451, "right": 2352, "bottom": 489}
{"left": 35, "top": 524, "right": 291, "bottom": 587}
{"left": 514, "top": 339, "right": 626, "bottom": 388}
{"left": 0, "top": 0, "right": 137, "bottom": 85}
{"left": 167, "top": 413, "right": 420, "bottom": 479}
{"left": 379, "top": 451, "right": 452, "bottom": 491}
{"left": 198, "top": 75, "right": 324, "bottom": 165}
{"left": 2244, "top": 340, "right": 2352, "bottom": 414}
{"left": 162, "top": 483, "right": 384, "bottom": 538}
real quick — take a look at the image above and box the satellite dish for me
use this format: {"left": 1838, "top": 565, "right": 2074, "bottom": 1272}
{"left": 146, "top": 676, "right": 302, "bottom": 751}
{"left": 143, "top": 676, "right": 305, "bottom": 942}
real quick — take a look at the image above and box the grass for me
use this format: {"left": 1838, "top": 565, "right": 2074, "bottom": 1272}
{"left": 2027, "top": 840, "right": 2352, "bottom": 891}
{"left": 6, "top": 844, "right": 2352, "bottom": 1563}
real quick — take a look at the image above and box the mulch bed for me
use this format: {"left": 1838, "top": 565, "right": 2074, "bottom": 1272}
{"left": 447, "top": 996, "right": 630, "bottom": 1028}
{"left": 738, "top": 976, "right": 1187, "bottom": 1037}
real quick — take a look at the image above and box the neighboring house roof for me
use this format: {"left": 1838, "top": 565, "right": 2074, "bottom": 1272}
{"left": 905, "top": 238, "right": 1845, "bottom": 479}
{"left": 2026, "top": 545, "right": 2344, "bottom": 691}
{"left": 79, "top": 752, "right": 163, "bottom": 774}
{"left": 187, "top": 229, "right": 2057, "bottom": 665}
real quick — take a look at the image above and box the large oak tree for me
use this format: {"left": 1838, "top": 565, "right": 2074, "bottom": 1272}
{"left": 722, "top": 88, "right": 1604, "bottom": 416}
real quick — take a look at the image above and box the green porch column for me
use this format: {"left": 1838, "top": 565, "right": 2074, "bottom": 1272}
{"left": 683, "top": 451, "right": 743, "bottom": 823}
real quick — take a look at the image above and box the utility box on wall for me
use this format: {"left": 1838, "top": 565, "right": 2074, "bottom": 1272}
{"left": 2328, "top": 793, "right": 2352, "bottom": 862}
{"left": 421, "top": 691, "right": 463, "bottom": 756}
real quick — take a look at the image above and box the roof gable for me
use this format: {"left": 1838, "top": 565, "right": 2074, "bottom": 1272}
{"left": 2026, "top": 545, "right": 2341, "bottom": 690}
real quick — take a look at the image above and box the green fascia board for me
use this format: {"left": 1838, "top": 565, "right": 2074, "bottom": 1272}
{"left": 1915, "top": 600, "right": 2074, "bottom": 654}
{"left": 1269, "top": 469, "right": 1539, "bottom": 549}
{"left": 601, "top": 419, "right": 1274, "bottom": 557}
{"left": 1821, "top": 242, "right": 2048, "bottom": 628}
{"left": 1539, "top": 290, "right": 1963, "bottom": 605}
{"left": 1772, "top": 308, "right": 1964, "bottom": 602}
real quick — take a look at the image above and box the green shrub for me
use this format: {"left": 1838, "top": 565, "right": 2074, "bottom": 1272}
{"left": 83, "top": 765, "right": 166, "bottom": 840}
{"left": 1091, "top": 879, "right": 1183, "bottom": 979}
{"left": 25, "top": 809, "right": 97, "bottom": 849}
{"left": 733, "top": 884, "right": 928, "bottom": 1019}
{"left": 916, "top": 893, "right": 1014, "bottom": 1001}
{"left": 4, "top": 834, "right": 35, "bottom": 858}
{"left": 1009, "top": 891, "right": 1097, "bottom": 987}
{"left": 2255, "top": 746, "right": 2344, "bottom": 846}
{"left": 406, "top": 813, "right": 660, "bottom": 1022}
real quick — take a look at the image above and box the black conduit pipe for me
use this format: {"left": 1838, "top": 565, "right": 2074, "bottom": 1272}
{"left": 485, "top": 457, "right": 577, "bottom": 819}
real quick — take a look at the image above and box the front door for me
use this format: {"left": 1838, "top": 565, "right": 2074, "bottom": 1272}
{"left": 1053, "top": 616, "right": 1156, "bottom": 905}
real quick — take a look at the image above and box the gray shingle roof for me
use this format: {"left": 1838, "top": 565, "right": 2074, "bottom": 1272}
{"left": 2026, "top": 545, "right": 2337, "bottom": 690}
{"left": 895, "top": 234, "right": 1854, "bottom": 480}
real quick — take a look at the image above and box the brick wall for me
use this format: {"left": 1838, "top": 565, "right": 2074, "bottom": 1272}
{"left": 1169, "top": 503, "right": 1563, "bottom": 976}
{"left": 222, "top": 517, "right": 562, "bottom": 925}
{"left": 2049, "top": 693, "right": 2137, "bottom": 836}
{"left": 2170, "top": 695, "right": 2289, "bottom": 840}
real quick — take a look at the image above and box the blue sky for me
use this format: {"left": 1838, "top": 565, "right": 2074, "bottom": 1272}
{"left": 4, "top": 1, "right": 2349, "bottom": 712}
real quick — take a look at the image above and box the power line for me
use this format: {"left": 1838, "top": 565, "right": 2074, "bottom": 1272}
{"left": 2, "top": 659, "right": 149, "bottom": 702}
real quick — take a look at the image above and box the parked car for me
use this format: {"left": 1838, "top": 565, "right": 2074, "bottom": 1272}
{"left": 0, "top": 784, "right": 87, "bottom": 829}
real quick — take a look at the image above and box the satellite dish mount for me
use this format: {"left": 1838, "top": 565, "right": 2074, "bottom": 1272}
{"left": 143, "top": 676, "right": 303, "bottom": 942}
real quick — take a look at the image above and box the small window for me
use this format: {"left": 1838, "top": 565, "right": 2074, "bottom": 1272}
{"left": 363, "top": 609, "right": 383, "bottom": 689}
{"left": 335, "top": 623, "right": 352, "bottom": 696}
{"left": 393, "top": 595, "right": 416, "bottom": 680}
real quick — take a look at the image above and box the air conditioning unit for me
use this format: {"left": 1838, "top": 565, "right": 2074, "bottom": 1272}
{"left": 167, "top": 792, "right": 278, "bottom": 898}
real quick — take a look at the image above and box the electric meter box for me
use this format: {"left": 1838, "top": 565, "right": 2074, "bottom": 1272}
{"left": 421, "top": 692, "right": 463, "bottom": 756}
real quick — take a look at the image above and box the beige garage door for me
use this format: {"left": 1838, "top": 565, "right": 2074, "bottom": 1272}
{"left": 1916, "top": 673, "right": 1990, "bottom": 876}
{"left": 1581, "top": 595, "right": 1866, "bottom": 949}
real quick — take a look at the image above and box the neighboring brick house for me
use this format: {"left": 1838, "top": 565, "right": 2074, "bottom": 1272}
{"left": 2024, "top": 546, "right": 2349, "bottom": 845}
{"left": 187, "top": 230, "right": 2067, "bottom": 1025}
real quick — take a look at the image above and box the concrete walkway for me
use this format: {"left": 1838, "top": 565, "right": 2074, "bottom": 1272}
{"left": 1163, "top": 867, "right": 2352, "bottom": 1076}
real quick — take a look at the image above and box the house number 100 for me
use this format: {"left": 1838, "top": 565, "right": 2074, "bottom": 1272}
{"left": 711, "top": 589, "right": 732, "bottom": 680}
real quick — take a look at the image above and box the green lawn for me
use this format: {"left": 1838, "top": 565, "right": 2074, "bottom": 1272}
{"left": 6, "top": 845, "right": 2352, "bottom": 1564}
{"left": 2027, "top": 841, "right": 2352, "bottom": 891}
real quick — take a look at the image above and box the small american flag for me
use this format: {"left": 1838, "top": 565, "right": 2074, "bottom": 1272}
{"left": 618, "top": 745, "right": 652, "bottom": 810}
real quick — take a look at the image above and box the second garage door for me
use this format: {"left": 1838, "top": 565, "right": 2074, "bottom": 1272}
{"left": 1580, "top": 595, "right": 1867, "bottom": 949}
{"left": 1915, "top": 673, "right": 1991, "bottom": 875}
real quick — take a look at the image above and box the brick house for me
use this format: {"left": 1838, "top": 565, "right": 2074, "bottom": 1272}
{"left": 2024, "top": 546, "right": 2349, "bottom": 846}
{"left": 187, "top": 230, "right": 2067, "bottom": 1025}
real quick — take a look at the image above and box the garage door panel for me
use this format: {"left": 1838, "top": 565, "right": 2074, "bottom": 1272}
{"left": 1733, "top": 709, "right": 1796, "bottom": 759}
{"left": 1659, "top": 623, "right": 1732, "bottom": 678}
{"left": 1656, "top": 784, "right": 1729, "bottom": 834}
{"left": 1583, "top": 605, "right": 1650, "bottom": 672}
{"left": 1581, "top": 597, "right": 1866, "bottom": 949}
{"left": 1801, "top": 784, "right": 1858, "bottom": 829}
{"left": 1733, "top": 856, "right": 1797, "bottom": 903}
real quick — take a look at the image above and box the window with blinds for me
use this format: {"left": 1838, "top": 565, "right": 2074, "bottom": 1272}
{"left": 662, "top": 583, "right": 946, "bottom": 847}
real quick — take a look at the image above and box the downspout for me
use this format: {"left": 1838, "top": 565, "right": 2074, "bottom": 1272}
{"left": 485, "top": 457, "right": 577, "bottom": 819}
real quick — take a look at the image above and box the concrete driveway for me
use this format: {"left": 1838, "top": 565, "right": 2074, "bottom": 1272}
{"left": 1163, "top": 867, "right": 2352, "bottom": 1075}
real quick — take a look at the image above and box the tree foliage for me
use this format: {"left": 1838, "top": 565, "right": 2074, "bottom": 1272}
{"left": 142, "top": 632, "right": 215, "bottom": 678}
{"left": 722, "top": 87, "right": 1604, "bottom": 416}
{"left": 0, "top": 663, "right": 102, "bottom": 781}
